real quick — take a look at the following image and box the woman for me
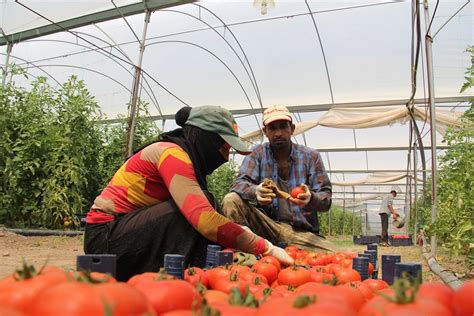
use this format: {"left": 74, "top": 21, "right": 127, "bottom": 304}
{"left": 84, "top": 106, "right": 293, "bottom": 281}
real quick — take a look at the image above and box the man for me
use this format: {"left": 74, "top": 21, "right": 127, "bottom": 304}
{"left": 378, "top": 190, "right": 399, "bottom": 246}
{"left": 222, "top": 105, "right": 334, "bottom": 251}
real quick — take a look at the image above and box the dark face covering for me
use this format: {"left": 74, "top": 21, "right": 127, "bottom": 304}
{"left": 159, "top": 126, "right": 226, "bottom": 190}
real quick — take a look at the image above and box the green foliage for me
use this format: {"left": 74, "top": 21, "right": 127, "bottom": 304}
{"left": 0, "top": 74, "right": 160, "bottom": 229}
{"left": 207, "top": 161, "right": 238, "bottom": 204}
{"left": 416, "top": 46, "right": 474, "bottom": 258}
{"left": 1, "top": 76, "right": 103, "bottom": 228}
{"left": 319, "top": 206, "right": 362, "bottom": 236}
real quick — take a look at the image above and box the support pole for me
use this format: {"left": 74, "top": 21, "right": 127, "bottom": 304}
{"left": 414, "top": 139, "right": 419, "bottom": 241}
{"left": 2, "top": 43, "right": 12, "bottom": 86}
{"left": 352, "top": 185, "right": 356, "bottom": 236}
{"left": 125, "top": 10, "right": 151, "bottom": 157}
{"left": 423, "top": 0, "right": 438, "bottom": 256}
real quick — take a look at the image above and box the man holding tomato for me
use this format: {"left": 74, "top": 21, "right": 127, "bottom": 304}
{"left": 222, "top": 105, "right": 334, "bottom": 252}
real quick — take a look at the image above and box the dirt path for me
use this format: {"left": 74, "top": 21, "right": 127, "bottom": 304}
{"left": 0, "top": 229, "right": 469, "bottom": 282}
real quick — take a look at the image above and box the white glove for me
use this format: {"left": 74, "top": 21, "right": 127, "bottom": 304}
{"left": 290, "top": 184, "right": 312, "bottom": 206}
{"left": 262, "top": 240, "right": 294, "bottom": 266}
{"left": 256, "top": 182, "right": 276, "bottom": 206}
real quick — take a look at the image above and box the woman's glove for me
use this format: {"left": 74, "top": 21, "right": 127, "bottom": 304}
{"left": 290, "top": 184, "right": 312, "bottom": 206}
{"left": 262, "top": 240, "right": 294, "bottom": 266}
{"left": 256, "top": 182, "right": 276, "bottom": 205}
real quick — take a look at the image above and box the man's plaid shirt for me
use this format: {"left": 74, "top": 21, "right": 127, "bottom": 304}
{"left": 230, "top": 142, "right": 332, "bottom": 232}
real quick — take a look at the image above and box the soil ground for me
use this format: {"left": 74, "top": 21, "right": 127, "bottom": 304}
{"left": 0, "top": 228, "right": 470, "bottom": 282}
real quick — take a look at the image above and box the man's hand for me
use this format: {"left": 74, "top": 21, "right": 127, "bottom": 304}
{"left": 393, "top": 212, "right": 399, "bottom": 220}
{"left": 256, "top": 182, "right": 276, "bottom": 205}
{"left": 290, "top": 184, "right": 311, "bottom": 206}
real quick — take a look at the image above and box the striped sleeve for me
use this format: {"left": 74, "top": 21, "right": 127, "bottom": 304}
{"left": 157, "top": 146, "right": 266, "bottom": 255}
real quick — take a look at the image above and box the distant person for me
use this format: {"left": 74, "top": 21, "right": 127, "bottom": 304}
{"left": 84, "top": 106, "right": 293, "bottom": 281}
{"left": 222, "top": 105, "right": 334, "bottom": 251}
{"left": 378, "top": 189, "right": 399, "bottom": 246}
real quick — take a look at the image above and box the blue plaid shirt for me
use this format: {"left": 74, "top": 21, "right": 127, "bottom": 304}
{"left": 230, "top": 142, "right": 332, "bottom": 232}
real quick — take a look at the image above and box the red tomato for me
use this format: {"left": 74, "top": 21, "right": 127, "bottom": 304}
{"left": 184, "top": 267, "right": 209, "bottom": 288}
{"left": 362, "top": 279, "right": 389, "bottom": 292}
{"left": 259, "top": 255, "right": 281, "bottom": 272}
{"left": 127, "top": 271, "right": 175, "bottom": 286}
{"left": 417, "top": 282, "right": 453, "bottom": 311}
{"left": 257, "top": 294, "right": 354, "bottom": 316}
{"left": 28, "top": 281, "right": 153, "bottom": 316}
{"left": 252, "top": 262, "right": 279, "bottom": 284}
{"left": 134, "top": 279, "right": 200, "bottom": 315}
{"left": 308, "top": 269, "right": 333, "bottom": 283}
{"left": 238, "top": 270, "right": 268, "bottom": 287}
{"left": 229, "top": 264, "right": 251, "bottom": 274}
{"left": 278, "top": 266, "right": 311, "bottom": 287}
{"left": 0, "top": 268, "right": 69, "bottom": 312}
{"left": 453, "top": 279, "right": 474, "bottom": 316}
{"left": 358, "top": 289, "right": 452, "bottom": 316}
{"left": 335, "top": 269, "right": 362, "bottom": 284}
{"left": 206, "top": 267, "right": 232, "bottom": 289}
{"left": 203, "top": 289, "right": 229, "bottom": 305}
{"left": 212, "top": 272, "right": 248, "bottom": 295}
{"left": 346, "top": 281, "right": 375, "bottom": 300}
{"left": 291, "top": 186, "right": 305, "bottom": 198}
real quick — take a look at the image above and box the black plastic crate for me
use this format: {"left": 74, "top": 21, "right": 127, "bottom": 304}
{"left": 389, "top": 235, "right": 413, "bottom": 246}
{"left": 353, "top": 235, "right": 381, "bottom": 245}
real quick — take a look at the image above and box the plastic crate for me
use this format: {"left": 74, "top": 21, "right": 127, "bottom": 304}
{"left": 353, "top": 235, "right": 381, "bottom": 245}
{"left": 390, "top": 235, "right": 413, "bottom": 246}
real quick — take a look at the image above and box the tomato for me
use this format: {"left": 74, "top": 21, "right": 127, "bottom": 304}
{"left": 133, "top": 279, "right": 200, "bottom": 315}
{"left": 340, "top": 258, "right": 353, "bottom": 269}
{"left": 335, "top": 269, "right": 361, "bottom": 284}
{"left": 184, "top": 267, "right": 209, "bottom": 288}
{"left": 257, "top": 294, "right": 354, "bottom": 316}
{"left": 239, "top": 270, "right": 268, "bottom": 285}
{"left": 206, "top": 267, "right": 233, "bottom": 289}
{"left": 362, "top": 279, "right": 389, "bottom": 292}
{"left": 291, "top": 186, "right": 306, "bottom": 198}
{"left": 203, "top": 289, "right": 229, "bottom": 304}
{"left": 252, "top": 262, "right": 279, "bottom": 284}
{"left": 278, "top": 266, "right": 311, "bottom": 287}
{"left": 417, "top": 282, "right": 453, "bottom": 311}
{"left": 308, "top": 269, "right": 333, "bottom": 283}
{"left": 210, "top": 301, "right": 257, "bottom": 316}
{"left": 127, "top": 271, "right": 175, "bottom": 286}
{"left": 0, "top": 306, "right": 26, "bottom": 316}
{"left": 360, "top": 297, "right": 452, "bottom": 316}
{"left": 0, "top": 268, "right": 69, "bottom": 312}
{"left": 346, "top": 281, "right": 374, "bottom": 300}
{"left": 229, "top": 264, "right": 251, "bottom": 274}
{"left": 212, "top": 272, "right": 248, "bottom": 295}
{"left": 28, "top": 281, "right": 153, "bottom": 316}
{"left": 258, "top": 255, "right": 281, "bottom": 272}
{"left": 453, "top": 279, "right": 474, "bottom": 316}
{"left": 368, "top": 262, "right": 374, "bottom": 275}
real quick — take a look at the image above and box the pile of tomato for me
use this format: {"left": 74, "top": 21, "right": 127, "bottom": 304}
{"left": 0, "top": 246, "right": 472, "bottom": 316}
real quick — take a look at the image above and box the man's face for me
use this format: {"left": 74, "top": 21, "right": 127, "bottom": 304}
{"left": 263, "top": 120, "right": 295, "bottom": 150}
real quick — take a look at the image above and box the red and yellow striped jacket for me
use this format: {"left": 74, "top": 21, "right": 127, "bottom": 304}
{"left": 86, "top": 142, "right": 265, "bottom": 255}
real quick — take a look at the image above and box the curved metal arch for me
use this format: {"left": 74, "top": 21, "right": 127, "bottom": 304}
{"left": 0, "top": 53, "right": 62, "bottom": 87}
{"left": 32, "top": 64, "right": 132, "bottom": 93}
{"left": 162, "top": 8, "right": 264, "bottom": 116}
{"left": 304, "top": 1, "right": 335, "bottom": 104}
{"left": 22, "top": 37, "right": 164, "bottom": 120}
{"left": 145, "top": 40, "right": 258, "bottom": 126}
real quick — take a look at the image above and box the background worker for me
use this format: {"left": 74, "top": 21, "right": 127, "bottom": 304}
{"left": 378, "top": 189, "right": 399, "bottom": 246}
{"left": 222, "top": 105, "right": 334, "bottom": 251}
